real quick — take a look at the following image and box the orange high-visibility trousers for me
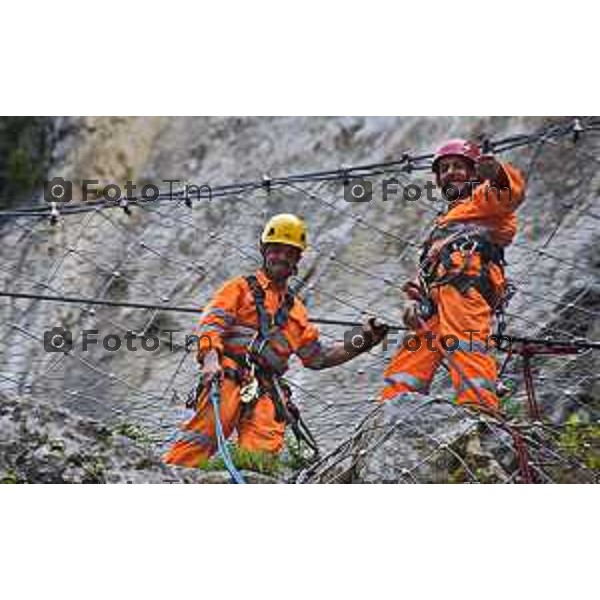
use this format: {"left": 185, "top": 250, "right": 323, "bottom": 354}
{"left": 163, "top": 377, "right": 287, "bottom": 468}
{"left": 381, "top": 283, "right": 499, "bottom": 410}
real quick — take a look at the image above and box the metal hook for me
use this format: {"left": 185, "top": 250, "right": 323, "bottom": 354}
{"left": 262, "top": 173, "right": 272, "bottom": 195}
{"left": 120, "top": 196, "right": 131, "bottom": 215}
{"left": 572, "top": 118, "right": 584, "bottom": 143}
{"left": 49, "top": 202, "right": 60, "bottom": 226}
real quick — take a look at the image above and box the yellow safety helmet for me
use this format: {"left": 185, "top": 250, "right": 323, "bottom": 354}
{"left": 260, "top": 213, "right": 308, "bottom": 252}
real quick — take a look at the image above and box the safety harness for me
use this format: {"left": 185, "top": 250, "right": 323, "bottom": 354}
{"left": 210, "top": 274, "right": 319, "bottom": 457}
{"left": 244, "top": 275, "right": 319, "bottom": 455}
{"left": 418, "top": 223, "right": 512, "bottom": 322}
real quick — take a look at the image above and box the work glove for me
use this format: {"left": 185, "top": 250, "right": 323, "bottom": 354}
{"left": 476, "top": 154, "right": 509, "bottom": 187}
{"left": 200, "top": 349, "right": 223, "bottom": 386}
{"left": 362, "top": 316, "right": 389, "bottom": 349}
{"left": 403, "top": 303, "right": 420, "bottom": 330}
{"left": 402, "top": 279, "right": 424, "bottom": 301}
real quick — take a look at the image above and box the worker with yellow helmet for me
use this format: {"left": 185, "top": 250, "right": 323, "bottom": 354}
{"left": 164, "top": 213, "right": 387, "bottom": 467}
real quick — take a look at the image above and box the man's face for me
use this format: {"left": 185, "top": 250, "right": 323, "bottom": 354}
{"left": 437, "top": 156, "right": 476, "bottom": 199}
{"left": 263, "top": 243, "right": 302, "bottom": 282}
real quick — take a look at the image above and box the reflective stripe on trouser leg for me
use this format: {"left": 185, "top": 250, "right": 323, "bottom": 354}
{"left": 163, "top": 377, "right": 242, "bottom": 468}
{"left": 384, "top": 372, "right": 430, "bottom": 393}
{"left": 435, "top": 285, "right": 499, "bottom": 410}
{"left": 162, "top": 430, "right": 217, "bottom": 468}
{"left": 453, "top": 375, "right": 498, "bottom": 409}
{"left": 455, "top": 376, "right": 496, "bottom": 397}
{"left": 450, "top": 340, "right": 498, "bottom": 408}
{"left": 381, "top": 323, "right": 442, "bottom": 402}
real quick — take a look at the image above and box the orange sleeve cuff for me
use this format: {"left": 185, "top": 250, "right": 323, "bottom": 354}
{"left": 502, "top": 162, "right": 526, "bottom": 204}
{"left": 472, "top": 161, "right": 526, "bottom": 214}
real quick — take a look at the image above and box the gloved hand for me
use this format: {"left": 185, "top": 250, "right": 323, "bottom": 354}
{"left": 403, "top": 303, "right": 420, "bottom": 330}
{"left": 364, "top": 316, "right": 389, "bottom": 347}
{"left": 201, "top": 349, "right": 223, "bottom": 386}
{"left": 477, "top": 154, "right": 509, "bottom": 187}
{"left": 402, "top": 279, "right": 424, "bottom": 301}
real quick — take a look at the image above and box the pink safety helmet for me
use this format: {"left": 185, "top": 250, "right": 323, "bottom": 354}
{"left": 431, "top": 139, "right": 481, "bottom": 174}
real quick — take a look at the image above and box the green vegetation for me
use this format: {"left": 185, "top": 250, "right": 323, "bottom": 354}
{"left": 113, "top": 422, "right": 151, "bottom": 444}
{"left": 48, "top": 439, "right": 66, "bottom": 455}
{"left": 82, "top": 458, "right": 107, "bottom": 483}
{"left": 498, "top": 379, "right": 522, "bottom": 418}
{"left": 558, "top": 414, "right": 600, "bottom": 470}
{"left": 0, "top": 117, "right": 53, "bottom": 209}
{"left": 0, "top": 469, "right": 23, "bottom": 484}
{"left": 199, "top": 444, "right": 282, "bottom": 476}
{"left": 281, "top": 437, "right": 315, "bottom": 471}
{"left": 198, "top": 435, "right": 316, "bottom": 477}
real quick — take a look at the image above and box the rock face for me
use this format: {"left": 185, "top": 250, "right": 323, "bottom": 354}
{"left": 298, "top": 397, "right": 599, "bottom": 484}
{"left": 0, "top": 116, "right": 598, "bottom": 483}
{"left": 0, "top": 392, "right": 276, "bottom": 484}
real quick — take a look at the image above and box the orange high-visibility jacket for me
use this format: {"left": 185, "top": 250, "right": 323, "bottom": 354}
{"left": 194, "top": 268, "right": 323, "bottom": 372}
{"left": 381, "top": 162, "right": 527, "bottom": 409}
{"left": 436, "top": 162, "right": 526, "bottom": 246}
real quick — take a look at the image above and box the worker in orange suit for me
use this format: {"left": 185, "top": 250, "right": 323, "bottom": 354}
{"left": 382, "top": 140, "right": 526, "bottom": 410}
{"left": 164, "top": 213, "right": 387, "bottom": 468}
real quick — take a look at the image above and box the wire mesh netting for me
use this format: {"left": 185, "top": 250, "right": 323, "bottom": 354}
{"left": 0, "top": 117, "right": 599, "bottom": 483}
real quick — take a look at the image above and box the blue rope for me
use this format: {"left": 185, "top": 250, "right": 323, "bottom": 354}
{"left": 209, "top": 380, "right": 246, "bottom": 484}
